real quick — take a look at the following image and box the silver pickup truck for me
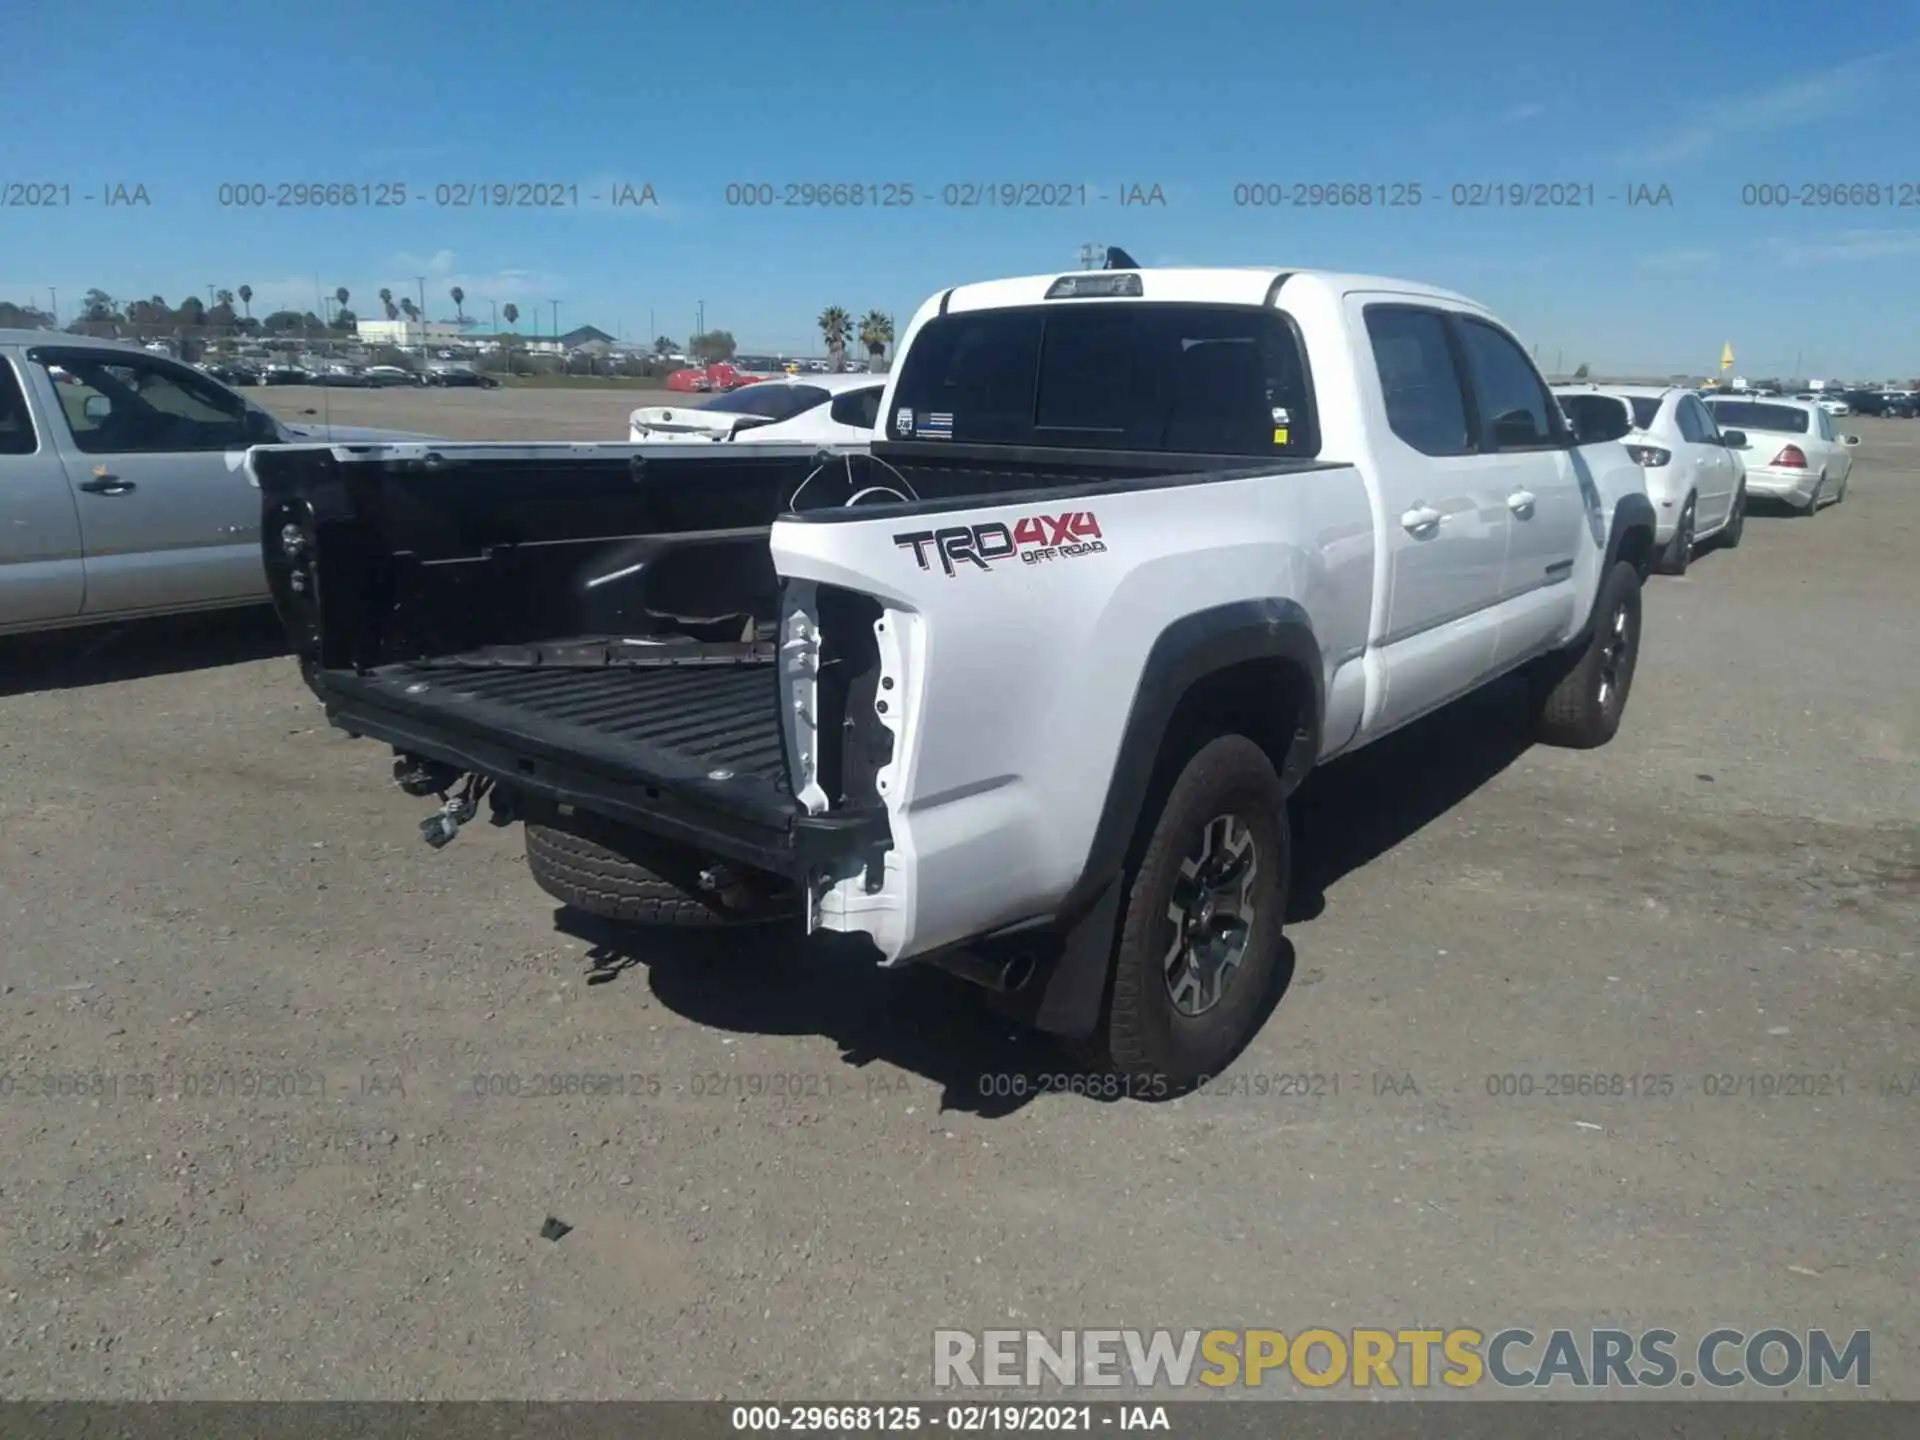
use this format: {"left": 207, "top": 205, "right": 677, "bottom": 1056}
{"left": 1, "top": 330, "right": 435, "bottom": 636}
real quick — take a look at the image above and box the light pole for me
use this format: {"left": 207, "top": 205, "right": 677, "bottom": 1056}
{"left": 414, "top": 276, "right": 428, "bottom": 368}
{"left": 47, "top": 287, "right": 56, "bottom": 327}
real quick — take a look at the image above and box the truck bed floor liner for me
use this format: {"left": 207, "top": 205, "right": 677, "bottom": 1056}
{"left": 319, "top": 658, "right": 794, "bottom": 824}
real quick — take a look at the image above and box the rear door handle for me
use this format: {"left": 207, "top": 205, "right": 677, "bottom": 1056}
{"left": 1508, "top": 489, "right": 1537, "bottom": 516}
{"left": 78, "top": 473, "right": 136, "bottom": 494}
{"left": 1400, "top": 505, "right": 1442, "bottom": 534}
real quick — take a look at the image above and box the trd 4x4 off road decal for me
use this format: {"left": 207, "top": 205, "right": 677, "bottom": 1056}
{"left": 893, "top": 511, "right": 1106, "bottom": 577}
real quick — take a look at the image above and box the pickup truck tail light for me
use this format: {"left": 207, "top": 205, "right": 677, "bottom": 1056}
{"left": 1770, "top": 444, "right": 1807, "bottom": 469}
{"left": 1624, "top": 444, "right": 1671, "bottom": 468}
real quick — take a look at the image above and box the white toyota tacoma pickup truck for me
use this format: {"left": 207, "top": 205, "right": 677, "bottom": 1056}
{"left": 250, "top": 259, "right": 1655, "bottom": 1085}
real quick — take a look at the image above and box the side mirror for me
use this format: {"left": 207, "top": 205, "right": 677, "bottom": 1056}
{"left": 1844, "top": 434, "right": 1861, "bottom": 446}
{"left": 1718, "top": 429, "right": 1747, "bottom": 448}
{"left": 243, "top": 408, "right": 281, "bottom": 442}
{"left": 82, "top": 394, "right": 111, "bottom": 422}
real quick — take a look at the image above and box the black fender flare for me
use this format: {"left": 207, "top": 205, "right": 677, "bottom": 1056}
{"left": 1569, "top": 491, "right": 1656, "bottom": 647}
{"left": 1604, "top": 492, "right": 1657, "bottom": 579}
{"left": 1029, "top": 598, "right": 1326, "bottom": 1037}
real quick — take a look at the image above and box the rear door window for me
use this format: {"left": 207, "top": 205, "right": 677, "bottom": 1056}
{"left": 1675, "top": 397, "right": 1712, "bottom": 443}
{"left": 886, "top": 302, "right": 1317, "bottom": 456}
{"left": 1364, "top": 306, "right": 1473, "bottom": 456}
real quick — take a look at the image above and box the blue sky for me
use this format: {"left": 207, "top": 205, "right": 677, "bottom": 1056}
{"left": 5, "top": 0, "right": 1918, "bottom": 374}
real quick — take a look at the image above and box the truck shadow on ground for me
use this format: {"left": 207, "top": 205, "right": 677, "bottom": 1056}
{"left": 0, "top": 607, "right": 287, "bottom": 697}
{"left": 555, "top": 677, "right": 1538, "bottom": 1117}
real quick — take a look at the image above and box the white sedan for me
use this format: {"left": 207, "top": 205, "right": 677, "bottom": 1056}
{"left": 1703, "top": 396, "right": 1857, "bottom": 514}
{"left": 628, "top": 374, "right": 884, "bottom": 444}
{"left": 1552, "top": 384, "right": 1745, "bottom": 574}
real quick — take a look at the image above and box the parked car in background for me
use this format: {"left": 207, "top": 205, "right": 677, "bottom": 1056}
{"left": 1702, "top": 396, "right": 1857, "bottom": 515}
{"left": 1842, "top": 389, "right": 1896, "bottom": 416}
{"left": 0, "top": 330, "right": 441, "bottom": 636}
{"left": 425, "top": 365, "right": 500, "bottom": 389}
{"left": 364, "top": 365, "right": 423, "bottom": 388}
{"left": 1552, "top": 384, "right": 1745, "bottom": 574}
{"left": 263, "top": 365, "right": 311, "bottom": 385}
{"left": 1793, "top": 392, "right": 1851, "bottom": 417}
{"left": 628, "top": 373, "right": 885, "bottom": 444}
{"left": 315, "top": 366, "right": 374, "bottom": 388}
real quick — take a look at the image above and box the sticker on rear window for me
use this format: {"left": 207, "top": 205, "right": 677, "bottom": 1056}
{"left": 894, "top": 408, "right": 913, "bottom": 436}
{"left": 917, "top": 411, "right": 953, "bottom": 439}
{"left": 1271, "top": 407, "right": 1291, "bottom": 425}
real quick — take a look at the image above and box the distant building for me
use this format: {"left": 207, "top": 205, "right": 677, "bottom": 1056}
{"left": 355, "top": 319, "right": 472, "bottom": 346}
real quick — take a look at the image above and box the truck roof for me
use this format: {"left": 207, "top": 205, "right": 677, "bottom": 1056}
{"left": 936, "top": 267, "right": 1488, "bottom": 315}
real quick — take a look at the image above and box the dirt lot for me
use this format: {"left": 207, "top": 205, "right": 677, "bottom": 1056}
{"left": 1, "top": 400, "right": 1915, "bottom": 1400}
{"left": 255, "top": 383, "right": 688, "bottom": 441}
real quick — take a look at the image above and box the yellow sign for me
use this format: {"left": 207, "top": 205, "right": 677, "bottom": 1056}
{"left": 1273, "top": 427, "right": 1290, "bottom": 445}
{"left": 1720, "top": 342, "right": 1734, "bottom": 371}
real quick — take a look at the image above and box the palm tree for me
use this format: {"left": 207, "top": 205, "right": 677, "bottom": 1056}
{"left": 237, "top": 284, "right": 253, "bottom": 320}
{"left": 858, "top": 310, "right": 894, "bottom": 372}
{"left": 501, "top": 304, "right": 521, "bottom": 374}
{"left": 399, "top": 297, "right": 420, "bottom": 322}
{"left": 818, "top": 306, "right": 852, "bottom": 372}
{"left": 449, "top": 285, "right": 466, "bottom": 323}
{"left": 379, "top": 287, "right": 398, "bottom": 321}
{"left": 334, "top": 286, "right": 349, "bottom": 312}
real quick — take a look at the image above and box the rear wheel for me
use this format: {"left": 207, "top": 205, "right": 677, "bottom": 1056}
{"left": 1095, "top": 735, "right": 1290, "bottom": 1088}
{"left": 524, "top": 811, "right": 797, "bottom": 927}
{"left": 1655, "top": 498, "right": 1695, "bottom": 575}
{"left": 1529, "top": 559, "right": 1643, "bottom": 750}
{"left": 1718, "top": 488, "right": 1745, "bottom": 549}
{"left": 1802, "top": 474, "right": 1826, "bottom": 515}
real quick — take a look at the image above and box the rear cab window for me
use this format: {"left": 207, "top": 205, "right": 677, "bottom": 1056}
{"left": 886, "top": 302, "right": 1319, "bottom": 457}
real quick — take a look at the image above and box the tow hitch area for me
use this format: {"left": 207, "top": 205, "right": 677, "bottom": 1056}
{"left": 394, "top": 754, "right": 508, "bottom": 849}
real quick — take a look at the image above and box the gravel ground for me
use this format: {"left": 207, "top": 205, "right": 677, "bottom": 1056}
{"left": 256, "top": 383, "right": 699, "bottom": 441}
{"left": 0, "top": 403, "right": 1914, "bottom": 1401}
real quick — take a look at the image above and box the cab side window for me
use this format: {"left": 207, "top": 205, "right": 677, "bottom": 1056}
{"left": 39, "top": 354, "right": 250, "bottom": 455}
{"left": 1455, "top": 318, "right": 1558, "bottom": 449}
{"left": 829, "top": 386, "right": 885, "bottom": 430}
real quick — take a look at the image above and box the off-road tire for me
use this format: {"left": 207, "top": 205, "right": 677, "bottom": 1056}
{"left": 1530, "top": 559, "right": 1643, "bottom": 750}
{"left": 1655, "top": 498, "right": 1695, "bottom": 575}
{"left": 1719, "top": 488, "right": 1745, "bottom": 549}
{"left": 524, "top": 812, "right": 795, "bottom": 927}
{"left": 1096, "top": 735, "right": 1290, "bottom": 1089}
